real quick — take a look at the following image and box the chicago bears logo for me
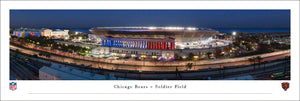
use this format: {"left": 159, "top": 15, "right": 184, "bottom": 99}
{"left": 281, "top": 82, "right": 289, "bottom": 91}
{"left": 9, "top": 82, "right": 17, "bottom": 91}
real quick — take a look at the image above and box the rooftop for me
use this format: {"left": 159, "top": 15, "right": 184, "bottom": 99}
{"left": 39, "top": 63, "right": 132, "bottom": 80}
{"left": 14, "top": 29, "right": 44, "bottom": 32}
{"left": 14, "top": 28, "right": 68, "bottom": 32}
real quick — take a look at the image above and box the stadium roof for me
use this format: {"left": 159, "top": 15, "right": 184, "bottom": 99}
{"left": 90, "top": 27, "right": 216, "bottom": 31}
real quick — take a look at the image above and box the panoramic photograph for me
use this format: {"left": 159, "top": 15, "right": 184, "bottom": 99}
{"left": 9, "top": 10, "right": 290, "bottom": 80}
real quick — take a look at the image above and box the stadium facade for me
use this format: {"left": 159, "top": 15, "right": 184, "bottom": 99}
{"left": 89, "top": 27, "right": 228, "bottom": 60}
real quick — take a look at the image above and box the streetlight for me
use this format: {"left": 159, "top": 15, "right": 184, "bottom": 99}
{"left": 141, "top": 55, "right": 146, "bottom": 66}
{"left": 232, "top": 31, "right": 237, "bottom": 40}
{"left": 78, "top": 37, "right": 82, "bottom": 41}
{"left": 112, "top": 53, "right": 117, "bottom": 57}
{"left": 193, "top": 56, "right": 199, "bottom": 70}
{"left": 65, "top": 37, "right": 69, "bottom": 40}
{"left": 121, "top": 54, "right": 126, "bottom": 58}
{"left": 166, "top": 56, "right": 172, "bottom": 66}
{"left": 232, "top": 31, "right": 237, "bottom": 35}
{"left": 131, "top": 54, "right": 136, "bottom": 58}
{"left": 121, "top": 53, "right": 126, "bottom": 64}
{"left": 152, "top": 56, "right": 157, "bottom": 64}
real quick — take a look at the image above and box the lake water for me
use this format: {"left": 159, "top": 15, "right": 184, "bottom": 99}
{"left": 66, "top": 28, "right": 290, "bottom": 34}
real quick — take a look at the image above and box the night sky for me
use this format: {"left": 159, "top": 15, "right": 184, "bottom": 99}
{"left": 10, "top": 10, "right": 290, "bottom": 29}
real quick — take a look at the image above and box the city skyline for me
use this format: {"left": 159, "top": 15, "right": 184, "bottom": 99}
{"left": 9, "top": 9, "right": 291, "bottom": 81}
{"left": 10, "top": 10, "right": 290, "bottom": 29}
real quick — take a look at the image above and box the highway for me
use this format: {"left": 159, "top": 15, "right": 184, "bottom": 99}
{"left": 10, "top": 49, "right": 290, "bottom": 80}
{"left": 10, "top": 43, "right": 290, "bottom": 71}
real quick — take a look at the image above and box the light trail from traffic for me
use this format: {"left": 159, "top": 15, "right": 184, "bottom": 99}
{"left": 10, "top": 43, "right": 290, "bottom": 71}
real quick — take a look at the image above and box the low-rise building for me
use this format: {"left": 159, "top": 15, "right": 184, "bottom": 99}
{"left": 13, "top": 29, "right": 42, "bottom": 37}
{"left": 50, "top": 29, "right": 69, "bottom": 39}
{"left": 13, "top": 28, "right": 69, "bottom": 39}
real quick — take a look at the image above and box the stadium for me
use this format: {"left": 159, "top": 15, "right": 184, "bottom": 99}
{"left": 89, "top": 27, "right": 232, "bottom": 60}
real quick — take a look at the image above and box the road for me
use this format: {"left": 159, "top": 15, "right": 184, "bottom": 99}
{"left": 10, "top": 43, "right": 290, "bottom": 71}
{"left": 10, "top": 49, "right": 290, "bottom": 80}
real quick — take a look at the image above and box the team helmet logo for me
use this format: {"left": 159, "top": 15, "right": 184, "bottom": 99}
{"left": 281, "top": 82, "right": 289, "bottom": 91}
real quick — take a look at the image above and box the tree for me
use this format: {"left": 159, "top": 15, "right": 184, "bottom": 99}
{"left": 188, "top": 53, "right": 194, "bottom": 60}
{"left": 206, "top": 52, "right": 212, "bottom": 59}
{"left": 68, "top": 30, "right": 76, "bottom": 35}
{"left": 245, "top": 44, "right": 253, "bottom": 51}
{"left": 284, "top": 56, "right": 289, "bottom": 75}
{"left": 174, "top": 53, "right": 179, "bottom": 60}
{"left": 257, "top": 44, "right": 274, "bottom": 53}
{"left": 45, "top": 53, "right": 51, "bottom": 58}
{"left": 248, "top": 57, "right": 256, "bottom": 71}
{"left": 223, "top": 46, "right": 231, "bottom": 53}
{"left": 186, "top": 63, "right": 193, "bottom": 70}
{"left": 15, "top": 49, "right": 20, "bottom": 53}
{"left": 14, "top": 49, "right": 20, "bottom": 59}
{"left": 233, "top": 41, "right": 240, "bottom": 47}
{"left": 39, "top": 52, "right": 45, "bottom": 56}
{"left": 255, "top": 56, "right": 263, "bottom": 70}
{"left": 214, "top": 47, "right": 222, "bottom": 57}
{"left": 32, "top": 54, "right": 38, "bottom": 58}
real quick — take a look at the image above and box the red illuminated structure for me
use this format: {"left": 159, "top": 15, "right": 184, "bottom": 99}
{"left": 101, "top": 36, "right": 174, "bottom": 50}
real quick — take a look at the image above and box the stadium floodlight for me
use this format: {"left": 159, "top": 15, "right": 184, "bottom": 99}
{"left": 164, "top": 27, "right": 184, "bottom": 30}
{"left": 232, "top": 31, "right": 237, "bottom": 36}
{"left": 148, "top": 27, "right": 157, "bottom": 30}
{"left": 186, "top": 27, "right": 198, "bottom": 30}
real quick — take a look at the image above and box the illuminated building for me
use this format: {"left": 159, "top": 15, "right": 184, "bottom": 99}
{"left": 13, "top": 29, "right": 42, "bottom": 37}
{"left": 42, "top": 29, "right": 69, "bottom": 39}
{"left": 89, "top": 27, "right": 230, "bottom": 60}
{"left": 13, "top": 28, "right": 69, "bottom": 39}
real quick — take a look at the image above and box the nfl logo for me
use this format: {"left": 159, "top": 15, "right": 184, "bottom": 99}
{"left": 9, "top": 82, "right": 17, "bottom": 91}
